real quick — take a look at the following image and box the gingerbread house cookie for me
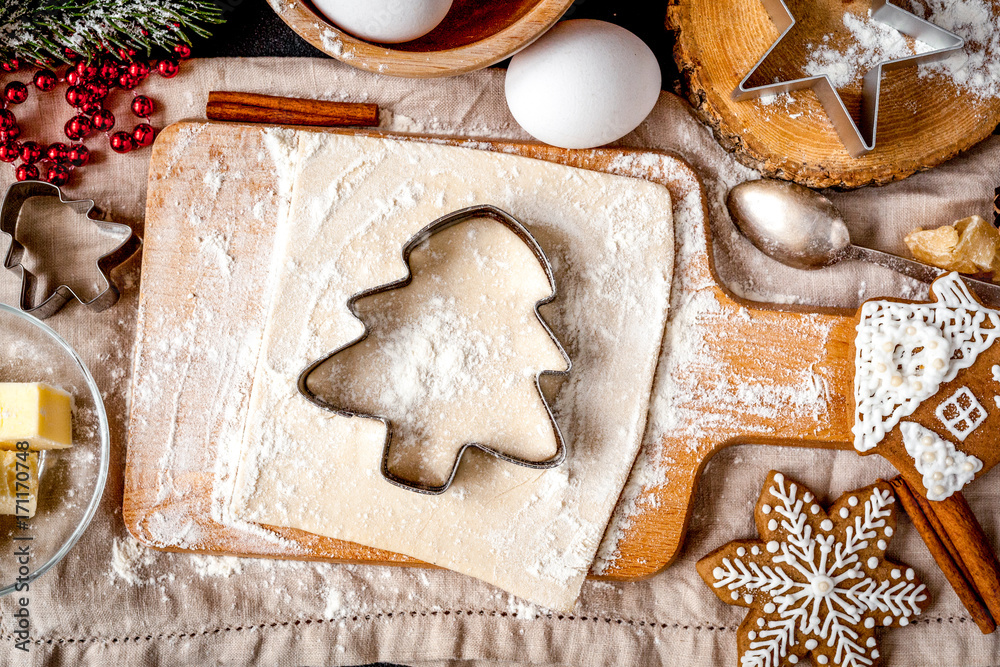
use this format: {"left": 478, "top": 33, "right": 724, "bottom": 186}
{"left": 853, "top": 273, "right": 999, "bottom": 501}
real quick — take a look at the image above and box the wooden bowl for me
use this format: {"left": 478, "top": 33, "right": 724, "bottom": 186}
{"left": 268, "top": 0, "right": 575, "bottom": 78}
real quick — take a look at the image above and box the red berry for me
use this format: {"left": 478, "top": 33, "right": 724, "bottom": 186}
{"left": 32, "top": 68, "right": 58, "bottom": 91}
{"left": 118, "top": 72, "right": 140, "bottom": 90}
{"left": 85, "top": 80, "right": 109, "bottom": 100}
{"left": 0, "top": 109, "right": 16, "bottom": 130}
{"left": 80, "top": 98, "right": 103, "bottom": 115}
{"left": 117, "top": 47, "right": 138, "bottom": 61}
{"left": 3, "top": 81, "right": 27, "bottom": 104}
{"left": 0, "top": 143, "right": 20, "bottom": 162}
{"left": 109, "top": 130, "right": 134, "bottom": 153}
{"left": 44, "top": 163, "right": 70, "bottom": 186}
{"left": 18, "top": 141, "right": 41, "bottom": 164}
{"left": 15, "top": 163, "right": 38, "bottom": 181}
{"left": 174, "top": 44, "right": 192, "bottom": 60}
{"left": 98, "top": 59, "right": 119, "bottom": 82}
{"left": 1, "top": 58, "right": 21, "bottom": 72}
{"left": 46, "top": 142, "right": 69, "bottom": 162}
{"left": 66, "top": 144, "right": 90, "bottom": 167}
{"left": 0, "top": 125, "right": 20, "bottom": 143}
{"left": 65, "top": 115, "right": 93, "bottom": 140}
{"left": 63, "top": 48, "right": 81, "bottom": 62}
{"left": 127, "top": 61, "right": 150, "bottom": 80}
{"left": 92, "top": 108, "right": 115, "bottom": 132}
{"left": 132, "top": 123, "right": 156, "bottom": 147}
{"left": 75, "top": 60, "right": 99, "bottom": 81}
{"left": 156, "top": 58, "right": 180, "bottom": 79}
{"left": 65, "top": 85, "right": 88, "bottom": 108}
{"left": 66, "top": 69, "right": 83, "bottom": 87}
{"left": 131, "top": 95, "right": 154, "bottom": 118}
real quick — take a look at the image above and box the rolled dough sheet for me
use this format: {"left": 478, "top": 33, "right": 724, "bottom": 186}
{"left": 229, "top": 133, "right": 674, "bottom": 611}
{"left": 304, "top": 215, "right": 569, "bottom": 489}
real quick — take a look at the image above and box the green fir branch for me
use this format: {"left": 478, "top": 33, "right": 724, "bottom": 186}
{"left": 0, "top": 1, "right": 225, "bottom": 65}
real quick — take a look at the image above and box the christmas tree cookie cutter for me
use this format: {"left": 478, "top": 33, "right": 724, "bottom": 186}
{"left": 733, "top": 0, "right": 964, "bottom": 157}
{"left": 1, "top": 180, "right": 141, "bottom": 320}
{"left": 297, "top": 204, "right": 572, "bottom": 495}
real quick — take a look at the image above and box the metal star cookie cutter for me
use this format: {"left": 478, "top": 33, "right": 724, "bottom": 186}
{"left": 733, "top": 0, "right": 964, "bottom": 157}
{"left": 1, "top": 180, "right": 141, "bottom": 320}
{"left": 297, "top": 204, "right": 572, "bottom": 495}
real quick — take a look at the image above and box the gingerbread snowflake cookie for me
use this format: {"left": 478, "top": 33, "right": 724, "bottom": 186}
{"left": 697, "top": 471, "right": 930, "bottom": 667}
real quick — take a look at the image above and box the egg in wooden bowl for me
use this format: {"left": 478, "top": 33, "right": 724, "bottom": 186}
{"left": 267, "top": 0, "right": 575, "bottom": 78}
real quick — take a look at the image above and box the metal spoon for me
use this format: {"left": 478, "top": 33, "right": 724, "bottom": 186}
{"left": 726, "top": 179, "right": 1000, "bottom": 306}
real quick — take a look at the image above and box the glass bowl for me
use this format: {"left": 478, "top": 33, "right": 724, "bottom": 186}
{"left": 0, "top": 303, "right": 109, "bottom": 596}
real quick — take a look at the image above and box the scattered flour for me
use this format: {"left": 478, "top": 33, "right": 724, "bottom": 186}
{"left": 804, "top": 11, "right": 931, "bottom": 88}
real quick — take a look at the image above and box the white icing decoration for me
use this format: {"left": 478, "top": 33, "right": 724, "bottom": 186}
{"left": 900, "top": 422, "right": 983, "bottom": 501}
{"left": 877, "top": 540, "right": 887, "bottom": 550}
{"left": 853, "top": 273, "right": 1000, "bottom": 452}
{"left": 906, "top": 568, "right": 914, "bottom": 581}
{"left": 762, "top": 504, "right": 772, "bottom": 515}
{"left": 891, "top": 569, "right": 900, "bottom": 580}
{"left": 993, "top": 364, "right": 1000, "bottom": 382}
{"left": 866, "top": 557, "right": 878, "bottom": 569}
{"left": 745, "top": 594, "right": 753, "bottom": 604}
{"left": 866, "top": 638, "right": 876, "bottom": 648}
{"left": 848, "top": 496, "right": 858, "bottom": 507}
{"left": 817, "top": 656, "right": 828, "bottom": 665}
{"left": 872, "top": 649, "right": 880, "bottom": 659}
{"left": 839, "top": 508, "right": 849, "bottom": 519}
{"left": 820, "top": 519, "right": 833, "bottom": 531}
{"left": 732, "top": 591, "right": 740, "bottom": 600}
{"left": 752, "top": 546, "right": 760, "bottom": 556}
{"left": 738, "top": 547, "right": 747, "bottom": 557}
{"left": 935, "top": 387, "right": 987, "bottom": 441}
{"left": 748, "top": 631, "right": 757, "bottom": 640}
{"left": 768, "top": 519, "right": 778, "bottom": 531}
{"left": 810, "top": 505, "right": 820, "bottom": 515}
{"left": 884, "top": 526, "right": 893, "bottom": 537}
{"left": 788, "top": 657, "right": 798, "bottom": 665}
{"left": 712, "top": 478, "right": 926, "bottom": 667}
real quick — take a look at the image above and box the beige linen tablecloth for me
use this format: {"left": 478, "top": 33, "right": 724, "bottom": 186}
{"left": 0, "top": 57, "right": 999, "bottom": 666}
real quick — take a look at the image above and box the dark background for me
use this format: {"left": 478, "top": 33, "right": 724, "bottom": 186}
{"left": 195, "top": 0, "right": 681, "bottom": 86}
{"left": 195, "top": 4, "right": 666, "bottom": 667}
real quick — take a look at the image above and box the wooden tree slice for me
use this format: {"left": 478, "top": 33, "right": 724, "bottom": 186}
{"left": 666, "top": 0, "right": 1000, "bottom": 189}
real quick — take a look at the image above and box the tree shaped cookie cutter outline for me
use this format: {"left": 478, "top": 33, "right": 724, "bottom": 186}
{"left": 297, "top": 204, "right": 572, "bottom": 495}
{"left": 733, "top": 0, "right": 964, "bottom": 158}
{"left": 1, "top": 180, "right": 141, "bottom": 320}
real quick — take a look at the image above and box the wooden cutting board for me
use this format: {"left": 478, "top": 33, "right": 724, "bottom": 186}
{"left": 123, "top": 120, "right": 862, "bottom": 580}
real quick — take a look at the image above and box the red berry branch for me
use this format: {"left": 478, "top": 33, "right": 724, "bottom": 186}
{"left": 0, "top": 43, "right": 192, "bottom": 187}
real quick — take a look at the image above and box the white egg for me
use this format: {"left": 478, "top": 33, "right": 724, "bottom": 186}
{"left": 505, "top": 20, "right": 661, "bottom": 149}
{"left": 314, "top": 0, "right": 453, "bottom": 44}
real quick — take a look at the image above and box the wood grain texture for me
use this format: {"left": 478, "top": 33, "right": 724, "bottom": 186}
{"left": 666, "top": 0, "right": 1000, "bottom": 189}
{"left": 267, "top": 0, "right": 574, "bottom": 78}
{"left": 123, "top": 120, "right": 887, "bottom": 580}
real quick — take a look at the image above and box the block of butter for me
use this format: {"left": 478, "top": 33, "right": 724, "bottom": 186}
{"left": 0, "top": 450, "right": 38, "bottom": 517}
{"left": 0, "top": 383, "right": 73, "bottom": 450}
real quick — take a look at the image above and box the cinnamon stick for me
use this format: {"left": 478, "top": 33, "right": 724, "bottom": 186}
{"left": 926, "top": 490, "right": 1000, "bottom": 624}
{"left": 909, "top": 482, "right": 977, "bottom": 590}
{"left": 206, "top": 91, "right": 379, "bottom": 127}
{"left": 890, "top": 477, "right": 995, "bottom": 634}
